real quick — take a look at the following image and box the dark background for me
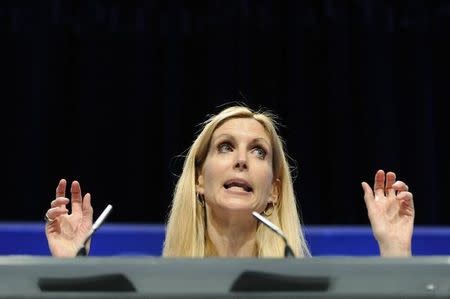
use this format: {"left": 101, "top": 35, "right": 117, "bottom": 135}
{"left": 1, "top": 0, "right": 448, "bottom": 225}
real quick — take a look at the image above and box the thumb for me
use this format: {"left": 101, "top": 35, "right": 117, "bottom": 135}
{"left": 361, "top": 181, "right": 374, "bottom": 205}
{"left": 82, "top": 193, "right": 94, "bottom": 226}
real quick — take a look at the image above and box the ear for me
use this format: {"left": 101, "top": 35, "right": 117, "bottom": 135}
{"left": 196, "top": 171, "right": 205, "bottom": 195}
{"left": 269, "top": 178, "right": 280, "bottom": 204}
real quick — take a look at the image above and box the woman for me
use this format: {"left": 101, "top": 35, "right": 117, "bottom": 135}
{"left": 45, "top": 105, "right": 414, "bottom": 257}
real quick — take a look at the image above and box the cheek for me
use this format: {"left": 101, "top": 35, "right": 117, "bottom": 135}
{"left": 202, "top": 159, "right": 228, "bottom": 189}
{"left": 205, "top": 154, "right": 233, "bottom": 172}
{"left": 254, "top": 164, "right": 274, "bottom": 193}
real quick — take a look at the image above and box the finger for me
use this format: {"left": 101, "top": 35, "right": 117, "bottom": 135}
{"left": 361, "top": 182, "right": 374, "bottom": 207}
{"left": 50, "top": 197, "right": 69, "bottom": 208}
{"left": 400, "top": 202, "right": 414, "bottom": 216}
{"left": 71, "top": 181, "right": 83, "bottom": 215}
{"left": 385, "top": 172, "right": 396, "bottom": 198}
{"left": 82, "top": 193, "right": 94, "bottom": 226}
{"left": 82, "top": 194, "right": 93, "bottom": 254}
{"left": 373, "top": 170, "right": 386, "bottom": 199}
{"left": 45, "top": 206, "right": 68, "bottom": 221}
{"left": 55, "top": 179, "right": 67, "bottom": 199}
{"left": 399, "top": 204, "right": 414, "bottom": 217}
{"left": 397, "top": 191, "right": 414, "bottom": 216}
{"left": 397, "top": 191, "right": 413, "bottom": 204}
{"left": 392, "top": 180, "right": 409, "bottom": 192}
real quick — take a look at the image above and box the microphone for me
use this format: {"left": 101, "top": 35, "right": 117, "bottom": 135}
{"left": 76, "top": 204, "right": 113, "bottom": 256}
{"left": 252, "top": 211, "right": 296, "bottom": 258}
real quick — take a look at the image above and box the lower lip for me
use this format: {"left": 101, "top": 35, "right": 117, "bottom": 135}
{"left": 223, "top": 187, "right": 252, "bottom": 196}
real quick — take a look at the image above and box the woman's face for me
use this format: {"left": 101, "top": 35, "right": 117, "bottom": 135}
{"left": 197, "top": 117, "right": 278, "bottom": 214}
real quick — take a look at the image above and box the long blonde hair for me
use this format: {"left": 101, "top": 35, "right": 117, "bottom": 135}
{"left": 163, "top": 105, "right": 310, "bottom": 257}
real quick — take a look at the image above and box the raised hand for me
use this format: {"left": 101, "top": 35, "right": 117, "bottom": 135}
{"left": 361, "top": 170, "right": 415, "bottom": 257}
{"left": 44, "top": 179, "right": 93, "bottom": 257}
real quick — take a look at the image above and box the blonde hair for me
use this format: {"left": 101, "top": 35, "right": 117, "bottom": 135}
{"left": 163, "top": 105, "right": 310, "bottom": 257}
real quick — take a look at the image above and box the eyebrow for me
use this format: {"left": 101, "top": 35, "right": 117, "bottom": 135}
{"left": 213, "top": 134, "right": 271, "bottom": 148}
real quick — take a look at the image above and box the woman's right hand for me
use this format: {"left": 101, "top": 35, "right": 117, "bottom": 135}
{"left": 44, "top": 179, "right": 93, "bottom": 257}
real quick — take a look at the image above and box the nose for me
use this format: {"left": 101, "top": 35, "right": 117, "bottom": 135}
{"left": 234, "top": 159, "right": 248, "bottom": 171}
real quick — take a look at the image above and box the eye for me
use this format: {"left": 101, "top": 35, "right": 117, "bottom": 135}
{"left": 218, "top": 142, "right": 233, "bottom": 153}
{"left": 252, "top": 146, "right": 267, "bottom": 159}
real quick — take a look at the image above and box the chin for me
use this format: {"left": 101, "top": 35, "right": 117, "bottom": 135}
{"left": 217, "top": 197, "right": 257, "bottom": 213}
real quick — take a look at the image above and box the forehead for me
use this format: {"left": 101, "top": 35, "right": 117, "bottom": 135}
{"left": 212, "top": 117, "right": 271, "bottom": 142}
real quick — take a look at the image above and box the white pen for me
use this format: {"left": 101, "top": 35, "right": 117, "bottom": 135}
{"left": 91, "top": 204, "right": 113, "bottom": 234}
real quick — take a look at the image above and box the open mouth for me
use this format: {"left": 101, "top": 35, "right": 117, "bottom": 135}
{"left": 223, "top": 179, "right": 253, "bottom": 192}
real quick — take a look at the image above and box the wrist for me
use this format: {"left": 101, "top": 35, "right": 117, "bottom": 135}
{"left": 378, "top": 242, "right": 412, "bottom": 257}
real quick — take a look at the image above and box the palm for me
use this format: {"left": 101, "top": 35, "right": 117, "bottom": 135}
{"left": 46, "top": 213, "right": 90, "bottom": 257}
{"left": 368, "top": 192, "right": 413, "bottom": 246}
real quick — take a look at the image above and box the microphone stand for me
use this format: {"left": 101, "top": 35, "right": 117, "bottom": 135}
{"left": 252, "top": 211, "right": 296, "bottom": 258}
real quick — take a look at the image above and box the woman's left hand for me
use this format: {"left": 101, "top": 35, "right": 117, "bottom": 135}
{"left": 361, "top": 169, "right": 415, "bottom": 257}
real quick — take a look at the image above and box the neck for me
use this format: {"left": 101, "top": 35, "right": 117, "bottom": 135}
{"left": 206, "top": 208, "right": 258, "bottom": 257}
